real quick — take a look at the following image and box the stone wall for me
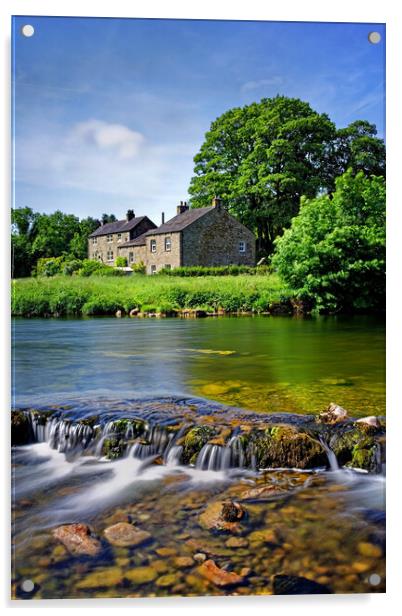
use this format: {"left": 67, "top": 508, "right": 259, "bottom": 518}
{"left": 181, "top": 207, "right": 255, "bottom": 267}
{"left": 118, "top": 243, "right": 147, "bottom": 267}
{"left": 140, "top": 232, "right": 182, "bottom": 274}
{"left": 88, "top": 219, "right": 154, "bottom": 265}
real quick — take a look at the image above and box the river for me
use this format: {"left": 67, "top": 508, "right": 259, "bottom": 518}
{"left": 11, "top": 315, "right": 386, "bottom": 599}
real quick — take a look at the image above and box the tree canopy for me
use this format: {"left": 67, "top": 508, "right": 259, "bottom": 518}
{"left": 11, "top": 208, "right": 102, "bottom": 277}
{"left": 188, "top": 96, "right": 385, "bottom": 255}
{"left": 271, "top": 170, "right": 385, "bottom": 313}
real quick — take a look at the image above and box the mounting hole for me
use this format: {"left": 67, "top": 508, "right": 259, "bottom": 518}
{"left": 21, "top": 24, "right": 35, "bottom": 38}
{"left": 21, "top": 579, "right": 35, "bottom": 592}
{"left": 368, "top": 31, "right": 381, "bottom": 44}
{"left": 368, "top": 573, "right": 381, "bottom": 586}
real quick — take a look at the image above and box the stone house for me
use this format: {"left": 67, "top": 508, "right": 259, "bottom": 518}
{"left": 87, "top": 211, "right": 157, "bottom": 266}
{"left": 117, "top": 198, "right": 255, "bottom": 274}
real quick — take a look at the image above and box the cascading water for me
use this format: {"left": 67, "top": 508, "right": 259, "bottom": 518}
{"left": 318, "top": 436, "right": 340, "bottom": 472}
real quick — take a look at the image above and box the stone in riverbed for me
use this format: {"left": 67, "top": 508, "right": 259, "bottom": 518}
{"left": 197, "top": 559, "right": 244, "bottom": 587}
{"left": 240, "top": 484, "right": 287, "bottom": 501}
{"left": 225, "top": 536, "right": 249, "bottom": 548}
{"left": 156, "top": 573, "right": 179, "bottom": 588}
{"left": 199, "top": 500, "right": 245, "bottom": 532}
{"left": 174, "top": 556, "right": 194, "bottom": 568}
{"left": 125, "top": 566, "right": 158, "bottom": 585}
{"left": 357, "top": 541, "right": 382, "bottom": 558}
{"left": 272, "top": 574, "right": 332, "bottom": 595}
{"left": 104, "top": 522, "right": 151, "bottom": 547}
{"left": 52, "top": 523, "right": 102, "bottom": 557}
{"left": 75, "top": 567, "right": 123, "bottom": 589}
{"left": 11, "top": 410, "right": 33, "bottom": 445}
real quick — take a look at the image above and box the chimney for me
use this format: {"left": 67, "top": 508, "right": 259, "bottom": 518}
{"left": 176, "top": 200, "right": 189, "bottom": 215}
{"left": 212, "top": 196, "right": 222, "bottom": 209}
{"left": 161, "top": 212, "right": 165, "bottom": 225}
{"left": 126, "top": 209, "right": 135, "bottom": 221}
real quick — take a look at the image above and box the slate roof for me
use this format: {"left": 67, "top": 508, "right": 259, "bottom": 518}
{"left": 119, "top": 232, "right": 149, "bottom": 248}
{"left": 89, "top": 216, "right": 149, "bottom": 238}
{"left": 144, "top": 206, "right": 214, "bottom": 236}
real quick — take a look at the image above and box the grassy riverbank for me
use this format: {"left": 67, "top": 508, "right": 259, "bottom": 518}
{"left": 12, "top": 274, "right": 297, "bottom": 317}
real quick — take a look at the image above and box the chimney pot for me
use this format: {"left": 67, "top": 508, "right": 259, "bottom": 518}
{"left": 212, "top": 196, "right": 222, "bottom": 209}
{"left": 161, "top": 212, "right": 165, "bottom": 224}
{"left": 177, "top": 201, "right": 189, "bottom": 215}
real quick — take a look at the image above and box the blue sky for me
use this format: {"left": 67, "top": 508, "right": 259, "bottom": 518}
{"left": 12, "top": 17, "right": 385, "bottom": 223}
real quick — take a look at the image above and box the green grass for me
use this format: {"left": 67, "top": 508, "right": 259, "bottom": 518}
{"left": 11, "top": 273, "right": 296, "bottom": 317}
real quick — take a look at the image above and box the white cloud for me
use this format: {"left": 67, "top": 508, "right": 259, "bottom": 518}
{"left": 71, "top": 119, "right": 145, "bottom": 159}
{"left": 241, "top": 76, "right": 283, "bottom": 92}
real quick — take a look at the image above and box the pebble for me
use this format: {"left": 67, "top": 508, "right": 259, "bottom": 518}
{"left": 156, "top": 573, "right": 179, "bottom": 588}
{"left": 193, "top": 553, "right": 207, "bottom": 563}
{"left": 197, "top": 559, "right": 244, "bottom": 587}
{"left": 174, "top": 557, "right": 194, "bottom": 568}
{"left": 155, "top": 547, "right": 177, "bottom": 557}
{"left": 124, "top": 566, "right": 157, "bottom": 585}
{"left": 75, "top": 567, "right": 123, "bottom": 589}
{"left": 357, "top": 542, "right": 382, "bottom": 559}
{"left": 104, "top": 522, "right": 151, "bottom": 548}
{"left": 225, "top": 536, "right": 249, "bottom": 548}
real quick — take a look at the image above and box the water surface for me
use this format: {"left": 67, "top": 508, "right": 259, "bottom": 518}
{"left": 12, "top": 315, "right": 385, "bottom": 416}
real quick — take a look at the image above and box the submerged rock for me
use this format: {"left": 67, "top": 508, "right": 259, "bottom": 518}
{"left": 272, "top": 574, "right": 332, "bottom": 595}
{"left": 104, "top": 522, "right": 151, "bottom": 547}
{"left": 199, "top": 500, "right": 245, "bottom": 532}
{"left": 52, "top": 523, "right": 102, "bottom": 557}
{"left": 197, "top": 559, "right": 244, "bottom": 587}
{"left": 76, "top": 567, "right": 123, "bottom": 589}
{"left": 125, "top": 566, "right": 157, "bottom": 585}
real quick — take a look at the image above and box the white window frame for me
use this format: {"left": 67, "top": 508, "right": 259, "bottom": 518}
{"left": 117, "top": 233, "right": 122, "bottom": 243}
{"left": 164, "top": 237, "right": 171, "bottom": 252}
{"left": 150, "top": 265, "right": 157, "bottom": 275}
{"left": 150, "top": 239, "right": 157, "bottom": 253}
{"left": 239, "top": 240, "right": 246, "bottom": 253}
{"left": 107, "top": 250, "right": 114, "bottom": 262}
{"left": 107, "top": 234, "right": 113, "bottom": 243}
{"left": 129, "top": 252, "right": 134, "bottom": 264}
{"left": 92, "top": 237, "right": 97, "bottom": 245}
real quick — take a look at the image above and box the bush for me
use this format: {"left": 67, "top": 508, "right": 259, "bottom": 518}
{"left": 158, "top": 265, "right": 270, "bottom": 277}
{"left": 115, "top": 256, "right": 128, "bottom": 267}
{"left": 36, "top": 257, "right": 64, "bottom": 277}
{"left": 131, "top": 261, "right": 146, "bottom": 274}
{"left": 272, "top": 170, "right": 385, "bottom": 313}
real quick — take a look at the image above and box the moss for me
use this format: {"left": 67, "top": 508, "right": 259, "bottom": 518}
{"left": 101, "top": 437, "right": 126, "bottom": 460}
{"left": 250, "top": 426, "right": 327, "bottom": 470}
{"left": 332, "top": 427, "right": 378, "bottom": 470}
{"left": 79, "top": 415, "right": 100, "bottom": 428}
{"left": 181, "top": 425, "right": 216, "bottom": 465}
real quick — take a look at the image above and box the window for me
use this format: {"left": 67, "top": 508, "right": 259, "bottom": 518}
{"left": 92, "top": 237, "right": 97, "bottom": 245}
{"left": 107, "top": 234, "right": 113, "bottom": 243}
{"left": 117, "top": 233, "right": 122, "bottom": 243}
{"left": 107, "top": 250, "right": 114, "bottom": 262}
{"left": 150, "top": 239, "right": 156, "bottom": 253}
{"left": 239, "top": 241, "right": 246, "bottom": 253}
{"left": 164, "top": 237, "right": 171, "bottom": 252}
{"left": 150, "top": 265, "right": 157, "bottom": 275}
{"left": 129, "top": 252, "right": 134, "bottom": 264}
{"left": 164, "top": 264, "right": 171, "bottom": 270}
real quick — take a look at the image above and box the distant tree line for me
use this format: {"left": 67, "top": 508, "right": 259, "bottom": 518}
{"left": 11, "top": 209, "right": 116, "bottom": 278}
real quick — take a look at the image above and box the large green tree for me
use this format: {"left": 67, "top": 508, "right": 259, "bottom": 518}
{"left": 188, "top": 96, "right": 385, "bottom": 255}
{"left": 271, "top": 170, "right": 385, "bottom": 313}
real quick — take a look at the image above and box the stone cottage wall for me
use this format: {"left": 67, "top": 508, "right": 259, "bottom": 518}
{"left": 181, "top": 207, "right": 255, "bottom": 267}
{"left": 88, "top": 218, "right": 154, "bottom": 265}
{"left": 140, "top": 232, "right": 182, "bottom": 274}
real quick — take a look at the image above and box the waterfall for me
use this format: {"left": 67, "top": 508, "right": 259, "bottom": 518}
{"left": 318, "top": 436, "right": 340, "bottom": 472}
{"left": 195, "top": 444, "right": 231, "bottom": 471}
{"left": 165, "top": 445, "right": 183, "bottom": 466}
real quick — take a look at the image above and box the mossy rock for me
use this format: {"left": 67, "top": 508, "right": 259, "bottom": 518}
{"left": 11, "top": 410, "right": 33, "bottom": 445}
{"left": 248, "top": 425, "right": 327, "bottom": 470}
{"left": 79, "top": 415, "right": 100, "bottom": 428}
{"left": 332, "top": 427, "right": 380, "bottom": 471}
{"left": 101, "top": 437, "right": 126, "bottom": 459}
{"left": 181, "top": 425, "right": 216, "bottom": 465}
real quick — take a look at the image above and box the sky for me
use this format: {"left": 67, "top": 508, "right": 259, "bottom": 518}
{"left": 12, "top": 16, "right": 385, "bottom": 224}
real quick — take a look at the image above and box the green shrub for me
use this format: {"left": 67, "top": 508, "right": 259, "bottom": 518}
{"left": 131, "top": 261, "right": 146, "bottom": 274}
{"left": 36, "top": 257, "right": 64, "bottom": 277}
{"left": 272, "top": 171, "right": 385, "bottom": 313}
{"left": 115, "top": 256, "right": 128, "bottom": 267}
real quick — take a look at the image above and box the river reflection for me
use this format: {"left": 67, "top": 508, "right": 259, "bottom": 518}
{"left": 12, "top": 315, "right": 385, "bottom": 417}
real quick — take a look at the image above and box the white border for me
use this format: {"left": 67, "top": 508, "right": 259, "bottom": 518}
{"left": 1, "top": 0, "right": 401, "bottom": 614}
